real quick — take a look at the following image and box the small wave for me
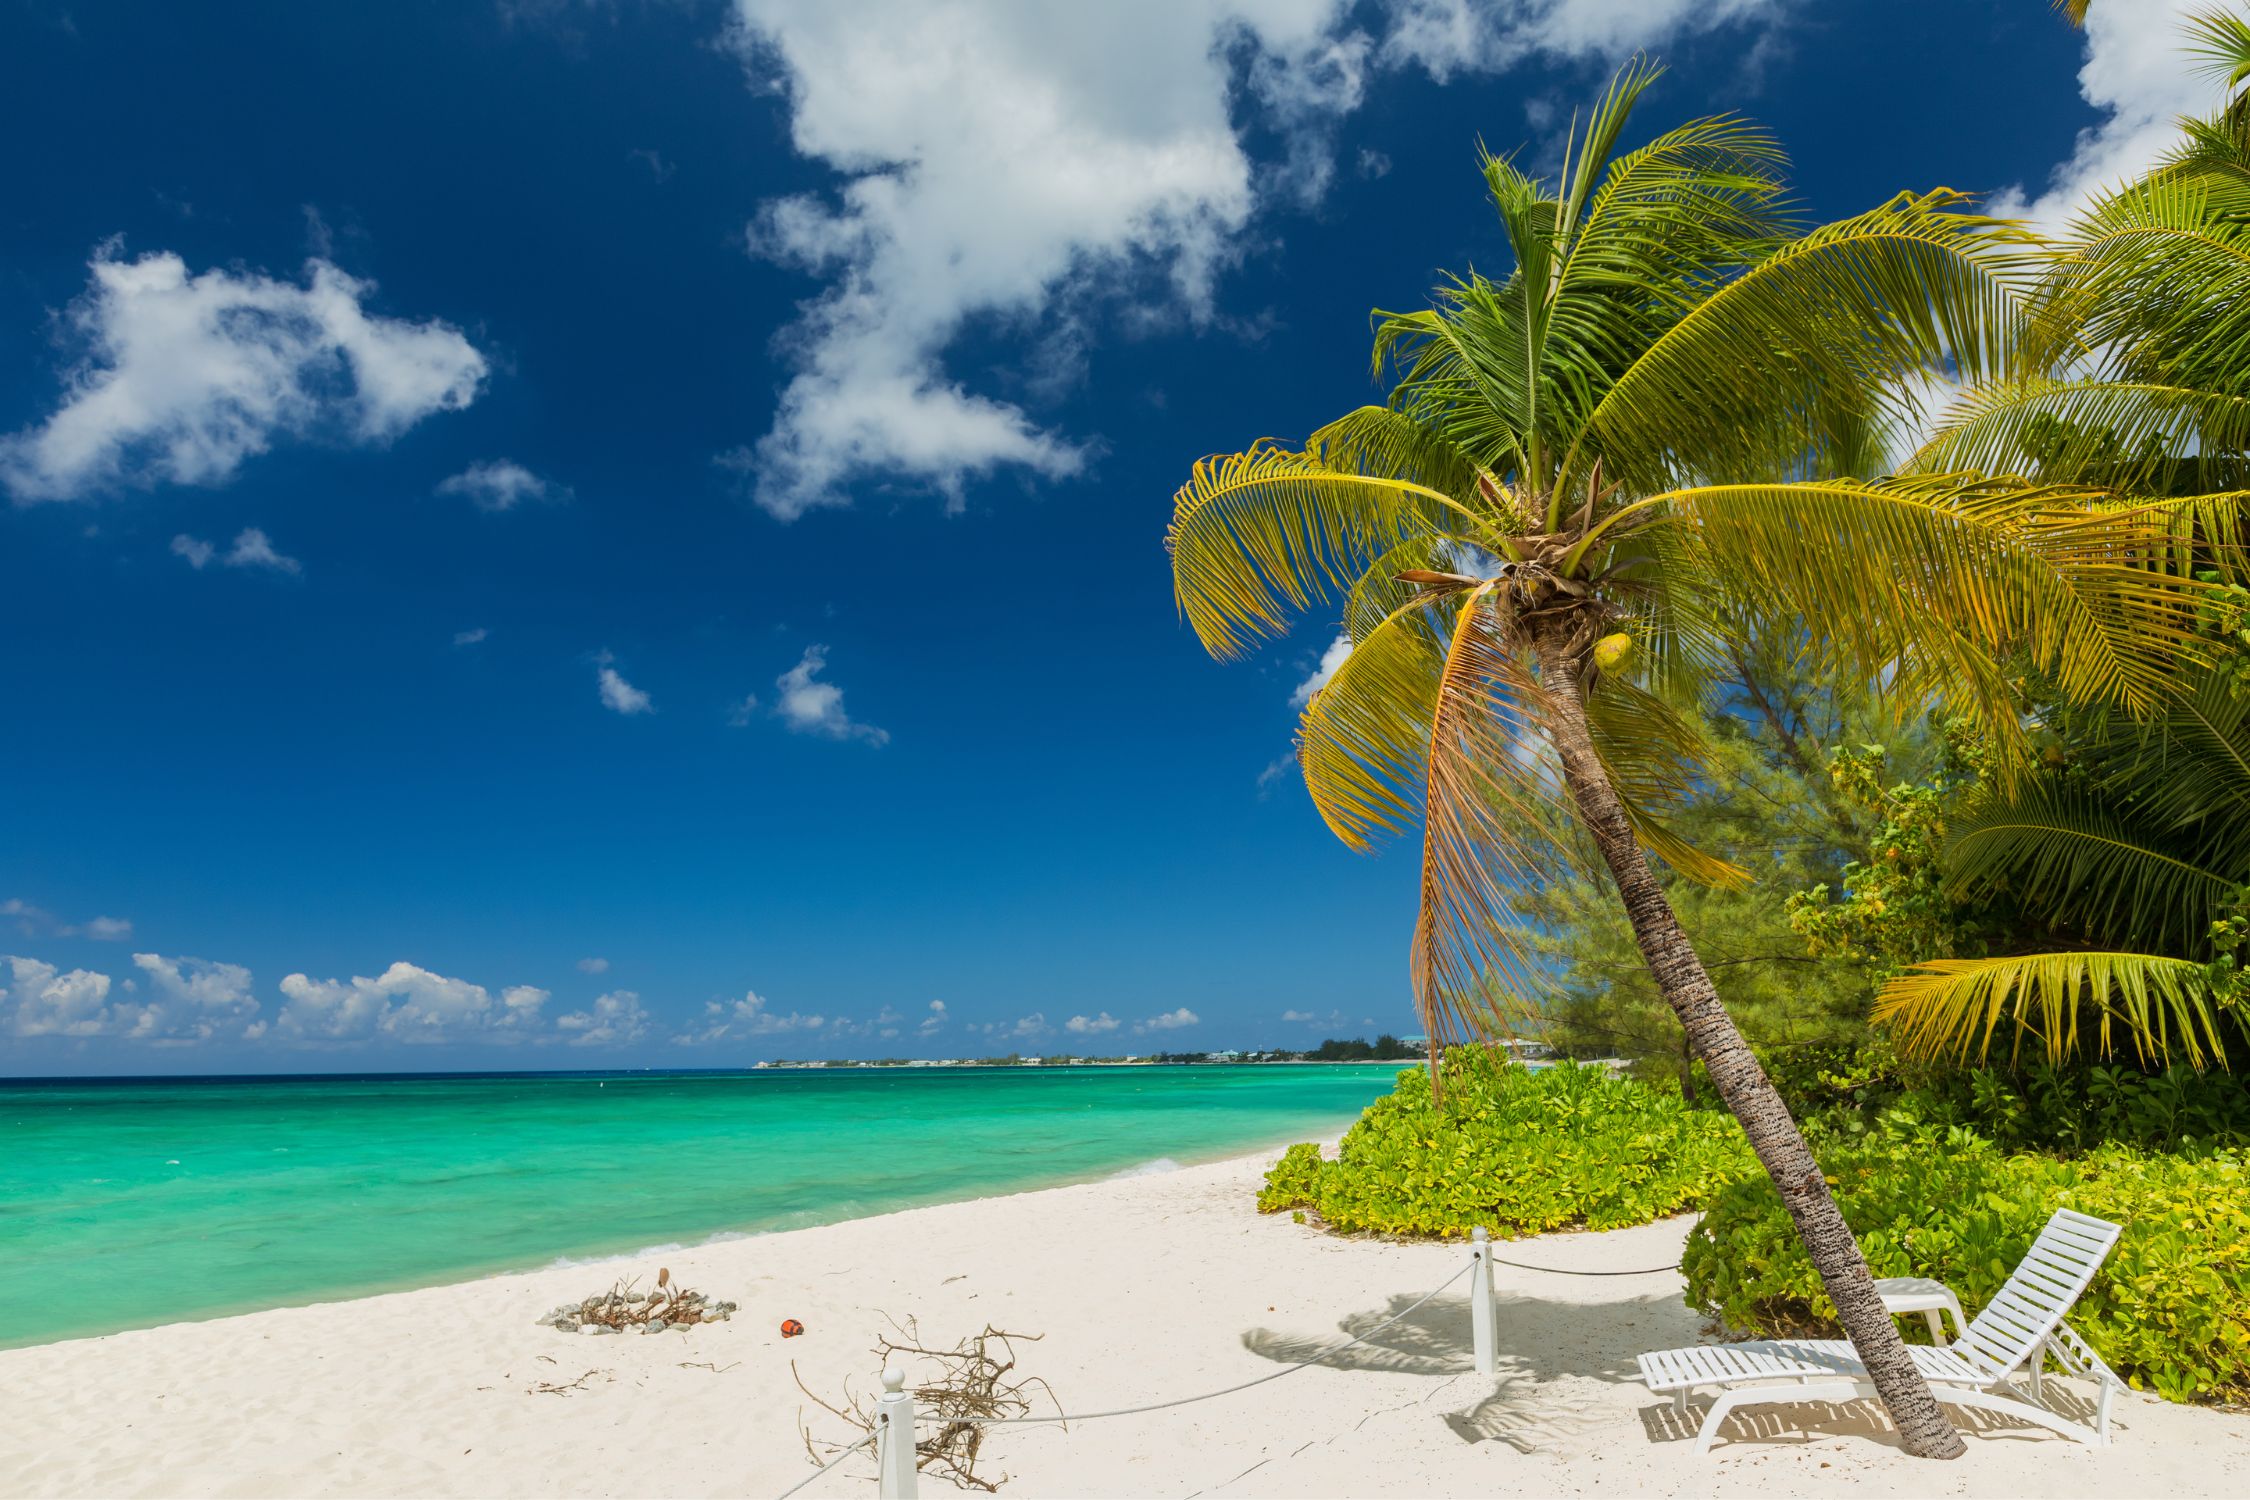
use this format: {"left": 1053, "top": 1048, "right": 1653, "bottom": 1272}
{"left": 540, "top": 1227, "right": 758, "bottom": 1271}
{"left": 1107, "top": 1157, "right": 1184, "bottom": 1180}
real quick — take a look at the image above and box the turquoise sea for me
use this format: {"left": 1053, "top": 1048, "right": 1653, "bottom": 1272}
{"left": 0, "top": 1063, "right": 1403, "bottom": 1349}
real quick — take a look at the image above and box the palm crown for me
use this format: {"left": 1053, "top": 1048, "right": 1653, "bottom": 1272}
{"left": 1169, "top": 62, "right": 2223, "bottom": 1054}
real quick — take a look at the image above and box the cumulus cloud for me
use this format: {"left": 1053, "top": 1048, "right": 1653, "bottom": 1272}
{"left": 1, "top": 955, "right": 123, "bottom": 1036}
{"left": 1995, "top": 1, "right": 2222, "bottom": 232}
{"left": 919, "top": 998, "right": 948, "bottom": 1036}
{"left": 0, "top": 246, "right": 485, "bottom": 503}
{"left": 1137, "top": 1007, "right": 1200, "bottom": 1033}
{"left": 720, "top": 1, "right": 1795, "bottom": 521}
{"left": 171, "top": 526, "right": 301, "bottom": 574}
{"left": 1289, "top": 633, "right": 1351, "bottom": 709}
{"left": 453, "top": 627, "right": 489, "bottom": 647}
{"left": 1064, "top": 1011, "right": 1119, "bottom": 1034}
{"left": 81, "top": 916, "right": 135, "bottom": 941}
{"left": 435, "top": 459, "right": 571, "bottom": 512}
{"left": 556, "top": 989, "right": 651, "bottom": 1046}
{"left": 673, "top": 988, "right": 826, "bottom": 1043}
{"left": 270, "top": 961, "right": 548, "bottom": 1043}
{"left": 129, "top": 952, "right": 260, "bottom": 1041}
{"left": 595, "top": 652, "right": 654, "bottom": 715}
{"left": 976, "top": 1012, "right": 1051, "bottom": 1043}
{"left": 773, "top": 645, "right": 887, "bottom": 744}
{"left": 576, "top": 956, "right": 610, "bottom": 975}
{"left": 1282, "top": 1007, "right": 1346, "bottom": 1025}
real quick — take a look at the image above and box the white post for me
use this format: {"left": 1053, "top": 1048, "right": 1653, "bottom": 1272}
{"left": 1470, "top": 1225, "right": 1495, "bottom": 1376}
{"left": 876, "top": 1365, "right": 918, "bottom": 1499}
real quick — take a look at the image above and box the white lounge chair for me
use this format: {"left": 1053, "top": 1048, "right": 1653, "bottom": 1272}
{"left": 1640, "top": 1208, "right": 2129, "bottom": 1453}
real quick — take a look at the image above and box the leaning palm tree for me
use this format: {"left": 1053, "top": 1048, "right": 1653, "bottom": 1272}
{"left": 1167, "top": 63, "right": 2220, "bottom": 1459}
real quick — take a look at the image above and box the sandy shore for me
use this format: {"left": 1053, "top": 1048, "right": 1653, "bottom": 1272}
{"left": 4, "top": 1150, "right": 2247, "bottom": 1498}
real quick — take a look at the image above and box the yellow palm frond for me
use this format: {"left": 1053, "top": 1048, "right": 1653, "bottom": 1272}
{"left": 1875, "top": 951, "right": 2228, "bottom": 1068}
{"left": 1602, "top": 474, "right": 2222, "bottom": 766}
{"left": 1585, "top": 677, "right": 1750, "bottom": 888}
{"left": 1167, "top": 441, "right": 1493, "bottom": 658}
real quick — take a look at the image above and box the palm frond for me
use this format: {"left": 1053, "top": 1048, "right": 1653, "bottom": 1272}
{"left": 1167, "top": 441, "right": 1492, "bottom": 658}
{"left": 1610, "top": 474, "right": 2221, "bottom": 764}
{"left": 1906, "top": 376, "right": 2250, "bottom": 492}
{"left": 1583, "top": 676, "right": 1750, "bottom": 888}
{"left": 1875, "top": 951, "right": 2228, "bottom": 1068}
{"left": 1564, "top": 190, "right": 2031, "bottom": 495}
{"left": 1945, "top": 789, "right": 2242, "bottom": 954}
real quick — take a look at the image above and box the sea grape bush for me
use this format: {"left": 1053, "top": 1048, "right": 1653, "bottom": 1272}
{"left": 1257, "top": 1050, "right": 1754, "bottom": 1237}
{"left": 1683, "top": 1136, "right": 2250, "bottom": 1402}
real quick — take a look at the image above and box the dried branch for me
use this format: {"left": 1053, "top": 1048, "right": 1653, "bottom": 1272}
{"left": 793, "top": 1318, "right": 1061, "bottom": 1492}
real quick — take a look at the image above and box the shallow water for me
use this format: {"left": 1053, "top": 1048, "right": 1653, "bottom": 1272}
{"left": 0, "top": 1063, "right": 1402, "bottom": 1347}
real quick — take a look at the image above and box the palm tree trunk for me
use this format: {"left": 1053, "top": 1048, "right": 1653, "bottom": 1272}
{"left": 1535, "top": 632, "right": 1965, "bottom": 1460}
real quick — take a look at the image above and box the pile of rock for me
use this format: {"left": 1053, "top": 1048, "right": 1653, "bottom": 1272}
{"left": 536, "top": 1267, "right": 736, "bottom": 1336}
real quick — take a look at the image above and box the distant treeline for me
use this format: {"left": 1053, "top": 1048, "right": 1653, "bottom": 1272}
{"left": 758, "top": 1035, "right": 1424, "bottom": 1068}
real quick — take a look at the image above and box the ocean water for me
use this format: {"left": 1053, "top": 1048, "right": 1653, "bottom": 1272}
{"left": 0, "top": 1063, "right": 1404, "bottom": 1349}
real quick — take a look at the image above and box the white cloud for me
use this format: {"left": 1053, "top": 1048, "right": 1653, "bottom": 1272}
{"left": 1282, "top": 1007, "right": 1345, "bottom": 1025}
{"left": 1356, "top": 146, "right": 1392, "bottom": 178}
{"left": 1, "top": 955, "right": 125, "bottom": 1037}
{"left": 576, "top": 956, "right": 610, "bottom": 975}
{"left": 919, "top": 998, "right": 947, "bottom": 1035}
{"left": 726, "top": 693, "right": 760, "bottom": 727}
{"left": 1065, "top": 1011, "right": 1119, "bottom": 1034}
{"left": 128, "top": 952, "right": 260, "bottom": 1041}
{"left": 435, "top": 459, "right": 571, "bottom": 512}
{"left": 171, "top": 526, "right": 301, "bottom": 574}
{"left": 1137, "top": 1007, "right": 1200, "bottom": 1033}
{"left": 1290, "top": 632, "right": 1351, "bottom": 709}
{"left": 556, "top": 989, "right": 651, "bottom": 1046}
{"left": 454, "top": 627, "right": 489, "bottom": 646}
{"left": 773, "top": 644, "right": 887, "bottom": 744}
{"left": 721, "top": 2, "right": 1795, "bottom": 521}
{"left": 595, "top": 652, "right": 654, "bottom": 715}
{"left": 271, "top": 961, "right": 549, "bottom": 1043}
{"left": 674, "top": 988, "right": 826, "bottom": 1043}
{"left": 0, "top": 246, "right": 485, "bottom": 503}
{"left": 3, "top": 899, "right": 133, "bottom": 942}
{"left": 976, "top": 1011, "right": 1051, "bottom": 1043}
{"left": 1993, "top": 1, "right": 2219, "bottom": 232}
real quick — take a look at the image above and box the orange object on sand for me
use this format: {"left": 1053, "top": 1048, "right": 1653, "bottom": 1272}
{"left": 780, "top": 1318, "right": 805, "bottom": 1338}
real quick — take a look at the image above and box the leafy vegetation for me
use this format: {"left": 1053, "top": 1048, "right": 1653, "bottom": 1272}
{"left": 1257, "top": 1050, "right": 1752, "bottom": 1237}
{"left": 1683, "top": 1134, "right": 2250, "bottom": 1402}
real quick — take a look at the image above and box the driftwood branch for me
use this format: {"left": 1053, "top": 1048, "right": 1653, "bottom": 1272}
{"left": 794, "top": 1318, "right": 1061, "bottom": 1492}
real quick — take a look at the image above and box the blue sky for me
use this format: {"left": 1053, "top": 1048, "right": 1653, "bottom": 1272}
{"left": 0, "top": 1, "right": 2198, "bottom": 1073}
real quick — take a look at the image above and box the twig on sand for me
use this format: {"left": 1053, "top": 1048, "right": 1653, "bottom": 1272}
{"left": 528, "top": 1368, "right": 612, "bottom": 1396}
{"left": 794, "top": 1319, "right": 1061, "bottom": 1492}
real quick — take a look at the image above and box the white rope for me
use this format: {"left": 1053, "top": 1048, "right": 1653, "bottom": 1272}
{"left": 922, "top": 1259, "right": 1475, "bottom": 1428}
{"left": 773, "top": 1258, "right": 1474, "bottom": 1497}
{"left": 772, "top": 1431, "right": 873, "bottom": 1500}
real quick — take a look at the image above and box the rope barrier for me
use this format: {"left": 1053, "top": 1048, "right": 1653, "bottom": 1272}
{"left": 930, "top": 1259, "right": 1476, "bottom": 1429}
{"left": 772, "top": 1260, "right": 1473, "bottom": 1497}
{"left": 773, "top": 1432, "right": 874, "bottom": 1500}
{"left": 1485, "top": 1254, "right": 1680, "bottom": 1277}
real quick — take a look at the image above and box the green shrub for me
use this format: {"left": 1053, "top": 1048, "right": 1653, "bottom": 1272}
{"left": 1257, "top": 1049, "right": 1755, "bottom": 1238}
{"left": 1683, "top": 1135, "right": 2250, "bottom": 1402}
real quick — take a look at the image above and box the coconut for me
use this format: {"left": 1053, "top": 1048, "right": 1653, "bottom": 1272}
{"left": 1592, "top": 633, "right": 1634, "bottom": 674}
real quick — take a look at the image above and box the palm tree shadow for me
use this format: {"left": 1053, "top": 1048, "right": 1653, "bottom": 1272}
{"left": 1242, "top": 1289, "right": 1690, "bottom": 1452}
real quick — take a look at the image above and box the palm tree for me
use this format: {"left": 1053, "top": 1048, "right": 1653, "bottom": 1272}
{"left": 1167, "top": 63, "right": 2220, "bottom": 1459}
{"left": 1876, "top": 9, "right": 2250, "bottom": 1065}
{"left": 1875, "top": 662, "right": 2250, "bottom": 1065}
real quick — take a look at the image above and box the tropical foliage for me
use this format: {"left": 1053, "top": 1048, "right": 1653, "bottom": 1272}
{"left": 1684, "top": 1134, "right": 2250, "bottom": 1402}
{"left": 1256, "top": 1051, "right": 1752, "bottom": 1236}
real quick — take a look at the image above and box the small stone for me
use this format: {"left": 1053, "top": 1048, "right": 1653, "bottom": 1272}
{"left": 556, "top": 1320, "right": 579, "bottom": 1333}
{"left": 648, "top": 1319, "right": 668, "bottom": 1334}
{"left": 588, "top": 1324, "right": 617, "bottom": 1337}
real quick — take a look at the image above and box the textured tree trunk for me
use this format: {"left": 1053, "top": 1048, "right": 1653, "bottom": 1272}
{"left": 1534, "top": 629, "right": 1965, "bottom": 1460}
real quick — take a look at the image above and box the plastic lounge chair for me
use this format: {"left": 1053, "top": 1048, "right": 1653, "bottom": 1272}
{"left": 1639, "top": 1208, "right": 2128, "bottom": 1454}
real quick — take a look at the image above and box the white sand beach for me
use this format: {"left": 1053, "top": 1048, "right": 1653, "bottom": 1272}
{"left": 3, "top": 1149, "right": 2246, "bottom": 1499}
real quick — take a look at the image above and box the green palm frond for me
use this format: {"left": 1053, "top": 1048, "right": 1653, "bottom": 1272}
{"left": 1907, "top": 377, "right": 2250, "bottom": 491}
{"left": 1563, "top": 190, "right": 2030, "bottom": 495}
{"left": 1946, "top": 790, "right": 2242, "bottom": 954}
{"left": 1606, "top": 475, "right": 2220, "bottom": 761}
{"left": 1584, "top": 676, "right": 1749, "bottom": 888}
{"left": 1167, "top": 442, "right": 1496, "bottom": 658}
{"left": 1875, "top": 951, "right": 2228, "bottom": 1068}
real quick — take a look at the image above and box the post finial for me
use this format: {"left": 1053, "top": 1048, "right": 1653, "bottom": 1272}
{"left": 882, "top": 1365, "right": 907, "bottom": 1395}
{"left": 1472, "top": 1224, "right": 1490, "bottom": 1243}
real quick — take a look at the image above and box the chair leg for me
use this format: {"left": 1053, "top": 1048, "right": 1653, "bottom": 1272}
{"left": 2029, "top": 1340, "right": 2045, "bottom": 1400}
{"left": 1923, "top": 1310, "right": 1945, "bottom": 1346}
{"left": 1673, "top": 1388, "right": 1688, "bottom": 1418}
